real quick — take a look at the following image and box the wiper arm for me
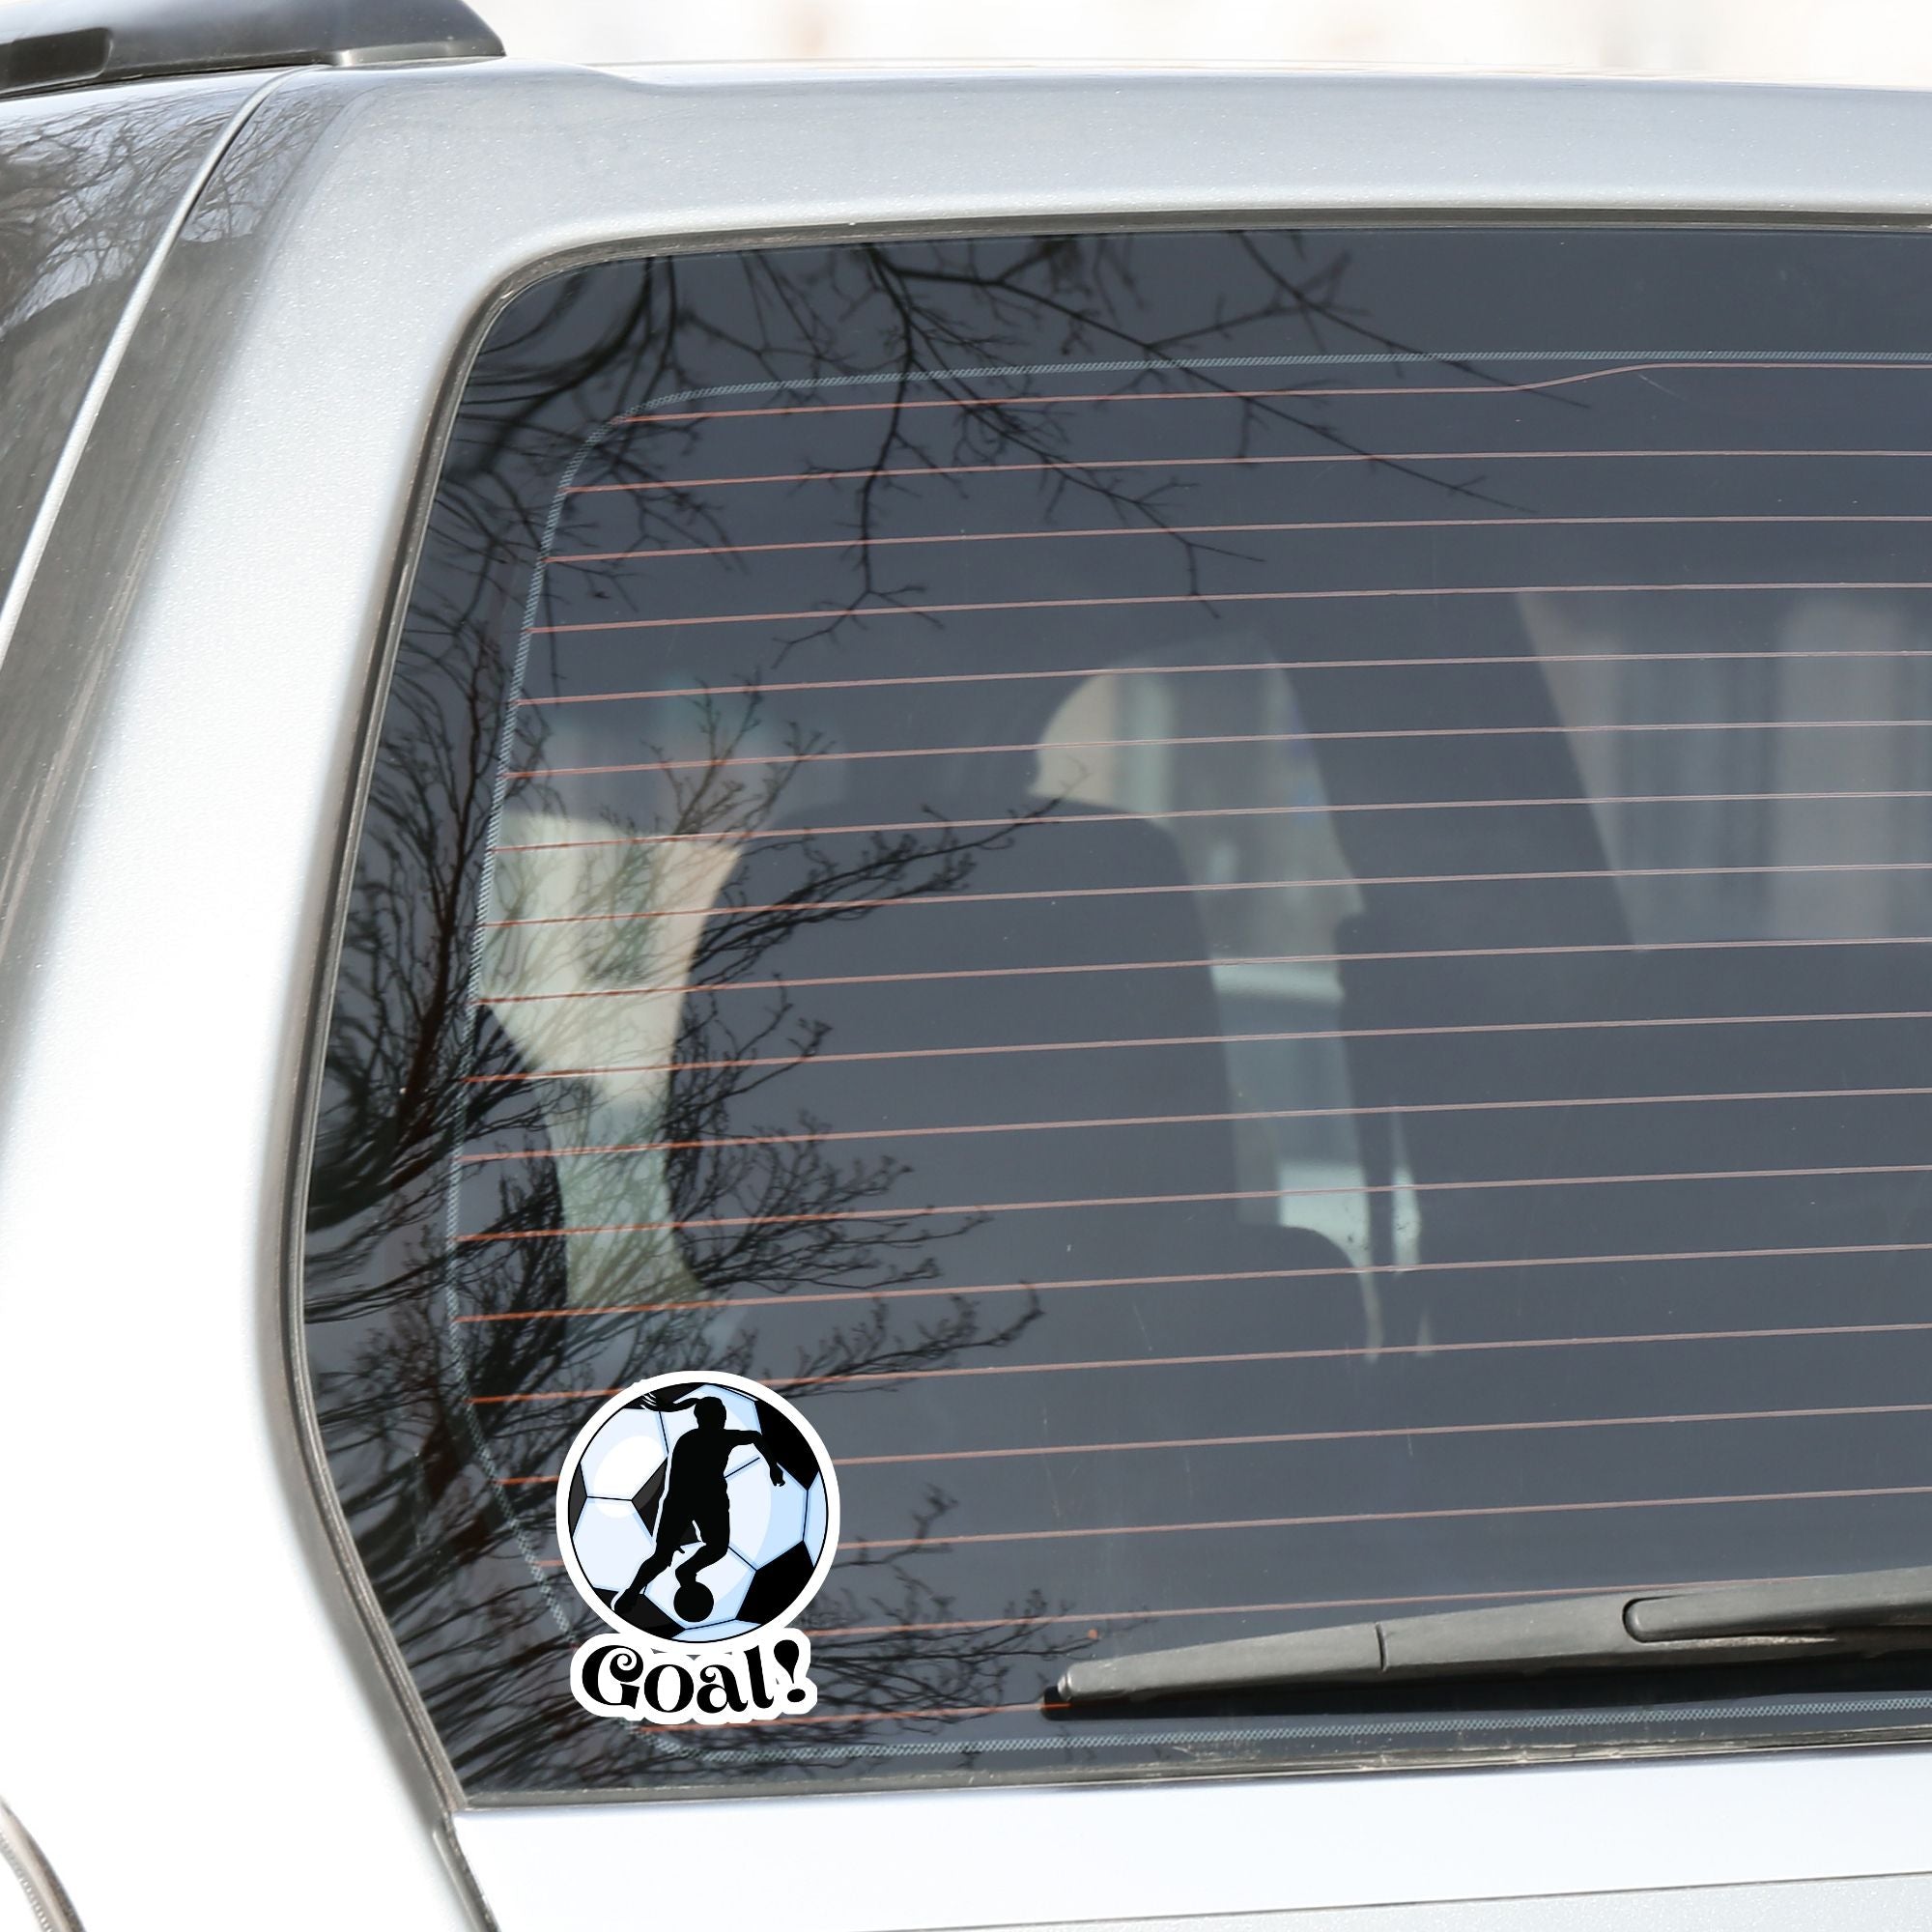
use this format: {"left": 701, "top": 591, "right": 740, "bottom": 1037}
{"left": 1056, "top": 1565, "right": 1932, "bottom": 1706}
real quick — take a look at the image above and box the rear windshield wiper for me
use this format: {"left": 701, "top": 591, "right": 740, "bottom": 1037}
{"left": 1056, "top": 1565, "right": 1932, "bottom": 1706}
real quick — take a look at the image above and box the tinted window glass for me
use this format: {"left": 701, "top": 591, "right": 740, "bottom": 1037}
{"left": 307, "top": 229, "right": 1932, "bottom": 1799}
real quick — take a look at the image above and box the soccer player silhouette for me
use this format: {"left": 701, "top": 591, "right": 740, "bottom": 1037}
{"left": 611, "top": 1390, "right": 784, "bottom": 1627}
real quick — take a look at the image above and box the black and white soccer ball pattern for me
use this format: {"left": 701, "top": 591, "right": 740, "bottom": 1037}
{"left": 560, "top": 1377, "right": 834, "bottom": 1644}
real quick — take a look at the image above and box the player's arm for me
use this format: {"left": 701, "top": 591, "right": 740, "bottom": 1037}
{"left": 723, "top": 1429, "right": 786, "bottom": 1484}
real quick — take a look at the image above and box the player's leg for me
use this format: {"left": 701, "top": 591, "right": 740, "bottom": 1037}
{"left": 669, "top": 1503, "right": 732, "bottom": 1621}
{"left": 613, "top": 1509, "right": 691, "bottom": 1618}
{"left": 674, "top": 1532, "right": 730, "bottom": 1590}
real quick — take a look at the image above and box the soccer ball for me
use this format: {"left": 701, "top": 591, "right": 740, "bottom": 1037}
{"left": 558, "top": 1373, "right": 836, "bottom": 1646}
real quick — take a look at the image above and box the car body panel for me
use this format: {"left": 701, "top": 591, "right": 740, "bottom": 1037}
{"left": 0, "top": 72, "right": 264, "bottom": 640}
{"left": 11, "top": 56, "right": 1932, "bottom": 1930}
{"left": 459, "top": 1747, "right": 1932, "bottom": 1928}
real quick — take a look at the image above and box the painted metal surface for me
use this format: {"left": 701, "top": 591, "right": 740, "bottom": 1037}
{"left": 11, "top": 55, "right": 1932, "bottom": 1931}
{"left": 0, "top": 72, "right": 260, "bottom": 640}
{"left": 458, "top": 1746, "right": 1932, "bottom": 1929}
{"left": 957, "top": 1871, "right": 1932, "bottom": 1932}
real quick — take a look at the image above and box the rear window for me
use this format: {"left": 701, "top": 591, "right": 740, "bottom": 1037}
{"left": 305, "top": 227, "right": 1932, "bottom": 1800}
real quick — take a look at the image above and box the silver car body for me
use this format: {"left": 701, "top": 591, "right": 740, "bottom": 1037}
{"left": 8, "top": 55, "right": 1932, "bottom": 1931}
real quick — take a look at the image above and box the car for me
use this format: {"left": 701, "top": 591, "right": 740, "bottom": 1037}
{"left": 11, "top": 3, "right": 1932, "bottom": 1927}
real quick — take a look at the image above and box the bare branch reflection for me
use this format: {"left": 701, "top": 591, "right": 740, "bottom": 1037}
{"left": 304, "top": 230, "right": 1494, "bottom": 1792}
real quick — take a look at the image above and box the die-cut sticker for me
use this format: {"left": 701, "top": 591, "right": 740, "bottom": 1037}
{"left": 555, "top": 1371, "right": 838, "bottom": 1723}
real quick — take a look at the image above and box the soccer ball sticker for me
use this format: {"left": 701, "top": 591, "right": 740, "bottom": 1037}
{"left": 555, "top": 1372, "right": 838, "bottom": 1725}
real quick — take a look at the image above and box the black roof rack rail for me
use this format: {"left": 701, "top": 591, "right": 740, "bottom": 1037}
{"left": 0, "top": 0, "right": 503, "bottom": 101}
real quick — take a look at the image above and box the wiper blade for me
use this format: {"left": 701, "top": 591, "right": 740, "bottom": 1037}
{"left": 1056, "top": 1564, "right": 1932, "bottom": 1706}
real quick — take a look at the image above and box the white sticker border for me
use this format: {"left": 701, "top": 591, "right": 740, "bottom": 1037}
{"left": 553, "top": 1368, "right": 842, "bottom": 1656}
